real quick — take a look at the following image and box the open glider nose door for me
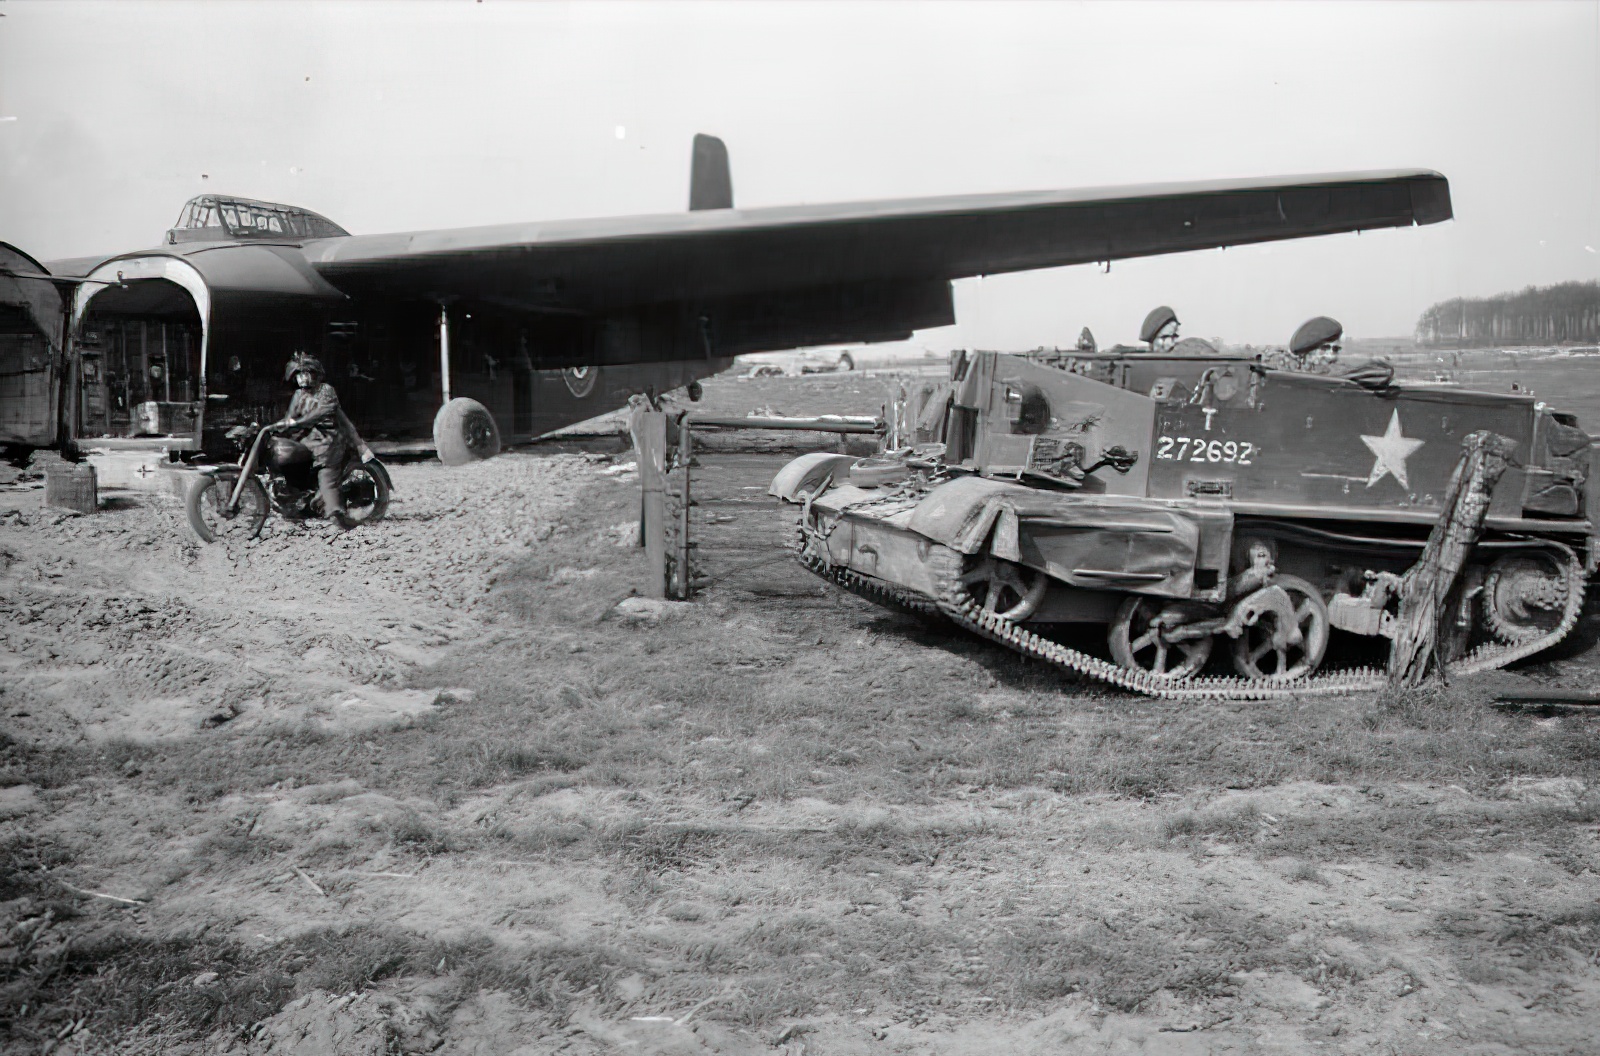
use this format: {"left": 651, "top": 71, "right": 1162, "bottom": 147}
{"left": 0, "top": 243, "right": 66, "bottom": 448}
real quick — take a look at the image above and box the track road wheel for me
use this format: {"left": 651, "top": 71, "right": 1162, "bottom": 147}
{"left": 187, "top": 472, "right": 267, "bottom": 543}
{"left": 433, "top": 397, "right": 501, "bottom": 466}
{"left": 960, "top": 556, "right": 1048, "bottom": 621}
{"left": 1229, "top": 573, "right": 1329, "bottom": 680}
{"left": 1109, "top": 595, "right": 1213, "bottom": 681}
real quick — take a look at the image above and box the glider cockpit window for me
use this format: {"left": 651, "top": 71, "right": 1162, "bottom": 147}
{"left": 168, "top": 196, "right": 349, "bottom": 242}
{"left": 216, "top": 199, "right": 348, "bottom": 238}
{"left": 228, "top": 203, "right": 288, "bottom": 235}
{"left": 177, "top": 200, "right": 213, "bottom": 229}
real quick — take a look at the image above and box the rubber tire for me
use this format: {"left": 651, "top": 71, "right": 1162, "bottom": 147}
{"left": 341, "top": 459, "right": 392, "bottom": 525}
{"left": 187, "top": 472, "right": 268, "bottom": 543}
{"left": 363, "top": 457, "right": 394, "bottom": 495}
{"left": 433, "top": 397, "right": 501, "bottom": 466}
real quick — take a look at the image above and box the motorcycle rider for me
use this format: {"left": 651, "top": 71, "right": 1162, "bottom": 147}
{"left": 272, "top": 352, "right": 357, "bottom": 529}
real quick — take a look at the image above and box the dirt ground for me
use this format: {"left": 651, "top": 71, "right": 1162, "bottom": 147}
{"left": 3, "top": 370, "right": 1600, "bottom": 1055}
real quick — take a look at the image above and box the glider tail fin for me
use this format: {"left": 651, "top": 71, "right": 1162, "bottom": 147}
{"left": 689, "top": 134, "right": 733, "bottom": 210}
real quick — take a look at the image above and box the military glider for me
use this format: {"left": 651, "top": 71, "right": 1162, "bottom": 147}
{"left": 0, "top": 135, "right": 1450, "bottom": 463}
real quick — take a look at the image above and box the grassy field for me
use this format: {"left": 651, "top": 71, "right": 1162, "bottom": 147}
{"left": 3, "top": 368, "right": 1600, "bottom": 1053}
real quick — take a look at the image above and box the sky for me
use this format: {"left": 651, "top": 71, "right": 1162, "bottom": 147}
{"left": 2, "top": 0, "right": 1597, "bottom": 351}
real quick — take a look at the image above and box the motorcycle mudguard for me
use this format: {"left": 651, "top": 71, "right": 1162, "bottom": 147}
{"left": 361, "top": 458, "right": 393, "bottom": 493}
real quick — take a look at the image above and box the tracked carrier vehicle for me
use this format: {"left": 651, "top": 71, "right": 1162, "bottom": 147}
{"left": 770, "top": 347, "right": 1598, "bottom": 699}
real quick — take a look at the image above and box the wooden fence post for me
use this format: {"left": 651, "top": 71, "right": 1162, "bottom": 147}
{"left": 1387, "top": 430, "right": 1519, "bottom": 686}
{"left": 629, "top": 401, "right": 668, "bottom": 599}
{"left": 673, "top": 412, "right": 694, "bottom": 600}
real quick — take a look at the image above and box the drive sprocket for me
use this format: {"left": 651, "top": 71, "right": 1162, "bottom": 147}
{"left": 1481, "top": 550, "right": 1573, "bottom": 644}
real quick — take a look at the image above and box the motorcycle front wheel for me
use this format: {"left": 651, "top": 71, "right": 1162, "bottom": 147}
{"left": 340, "top": 459, "right": 391, "bottom": 526}
{"left": 187, "top": 472, "right": 269, "bottom": 543}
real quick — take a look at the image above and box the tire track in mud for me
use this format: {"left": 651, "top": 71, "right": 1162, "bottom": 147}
{"left": 1, "top": 453, "right": 597, "bottom": 742}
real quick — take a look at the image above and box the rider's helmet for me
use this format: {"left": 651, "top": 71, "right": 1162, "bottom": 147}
{"left": 284, "top": 351, "right": 326, "bottom": 383}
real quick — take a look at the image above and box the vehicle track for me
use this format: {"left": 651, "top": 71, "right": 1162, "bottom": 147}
{"left": 796, "top": 534, "right": 1586, "bottom": 700}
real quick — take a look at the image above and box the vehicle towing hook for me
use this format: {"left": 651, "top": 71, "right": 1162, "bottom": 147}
{"left": 1221, "top": 585, "right": 1304, "bottom": 648}
{"left": 1083, "top": 445, "right": 1140, "bottom": 476}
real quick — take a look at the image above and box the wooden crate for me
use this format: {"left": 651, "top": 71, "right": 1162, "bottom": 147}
{"left": 44, "top": 463, "right": 97, "bottom": 514}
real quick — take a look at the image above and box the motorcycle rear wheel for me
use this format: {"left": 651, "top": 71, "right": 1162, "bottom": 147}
{"left": 340, "top": 460, "right": 391, "bottom": 525}
{"left": 187, "top": 472, "right": 268, "bottom": 543}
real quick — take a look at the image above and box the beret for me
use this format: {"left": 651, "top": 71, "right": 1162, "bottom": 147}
{"left": 1289, "top": 316, "right": 1343, "bottom": 356}
{"left": 1140, "top": 305, "right": 1179, "bottom": 343}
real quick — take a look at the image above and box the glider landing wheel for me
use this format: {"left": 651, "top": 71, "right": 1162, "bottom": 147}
{"left": 434, "top": 397, "right": 502, "bottom": 466}
{"left": 1109, "top": 595, "right": 1213, "bottom": 681}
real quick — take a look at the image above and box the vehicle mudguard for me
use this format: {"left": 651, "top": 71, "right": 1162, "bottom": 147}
{"left": 903, "top": 475, "right": 1037, "bottom": 554}
{"left": 906, "top": 475, "right": 1232, "bottom": 600}
{"left": 769, "top": 452, "right": 857, "bottom": 501}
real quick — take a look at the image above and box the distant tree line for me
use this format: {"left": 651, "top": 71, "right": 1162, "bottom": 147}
{"left": 1416, "top": 280, "right": 1600, "bottom": 347}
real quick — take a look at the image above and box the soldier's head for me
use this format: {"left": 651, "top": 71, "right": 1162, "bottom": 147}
{"left": 285, "top": 352, "right": 325, "bottom": 388}
{"left": 1140, "top": 306, "right": 1180, "bottom": 353}
{"left": 1288, "top": 316, "right": 1343, "bottom": 371}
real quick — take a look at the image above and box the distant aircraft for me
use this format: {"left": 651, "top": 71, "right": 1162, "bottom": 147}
{"left": 0, "top": 135, "right": 1450, "bottom": 463}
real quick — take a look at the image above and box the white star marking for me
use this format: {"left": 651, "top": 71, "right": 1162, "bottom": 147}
{"left": 1361, "top": 409, "right": 1425, "bottom": 489}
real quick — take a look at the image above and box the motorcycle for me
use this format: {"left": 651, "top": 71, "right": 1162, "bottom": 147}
{"left": 186, "top": 423, "right": 392, "bottom": 542}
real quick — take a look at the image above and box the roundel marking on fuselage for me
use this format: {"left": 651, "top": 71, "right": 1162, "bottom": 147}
{"left": 564, "top": 365, "right": 599, "bottom": 398}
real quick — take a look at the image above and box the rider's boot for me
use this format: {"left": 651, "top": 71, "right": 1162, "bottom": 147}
{"left": 317, "top": 465, "right": 354, "bottom": 531}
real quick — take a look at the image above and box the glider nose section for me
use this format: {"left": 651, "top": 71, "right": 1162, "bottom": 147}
{"left": 0, "top": 242, "right": 66, "bottom": 446}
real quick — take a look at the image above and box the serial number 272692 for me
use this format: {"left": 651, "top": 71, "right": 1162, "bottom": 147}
{"left": 1155, "top": 436, "right": 1256, "bottom": 464}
